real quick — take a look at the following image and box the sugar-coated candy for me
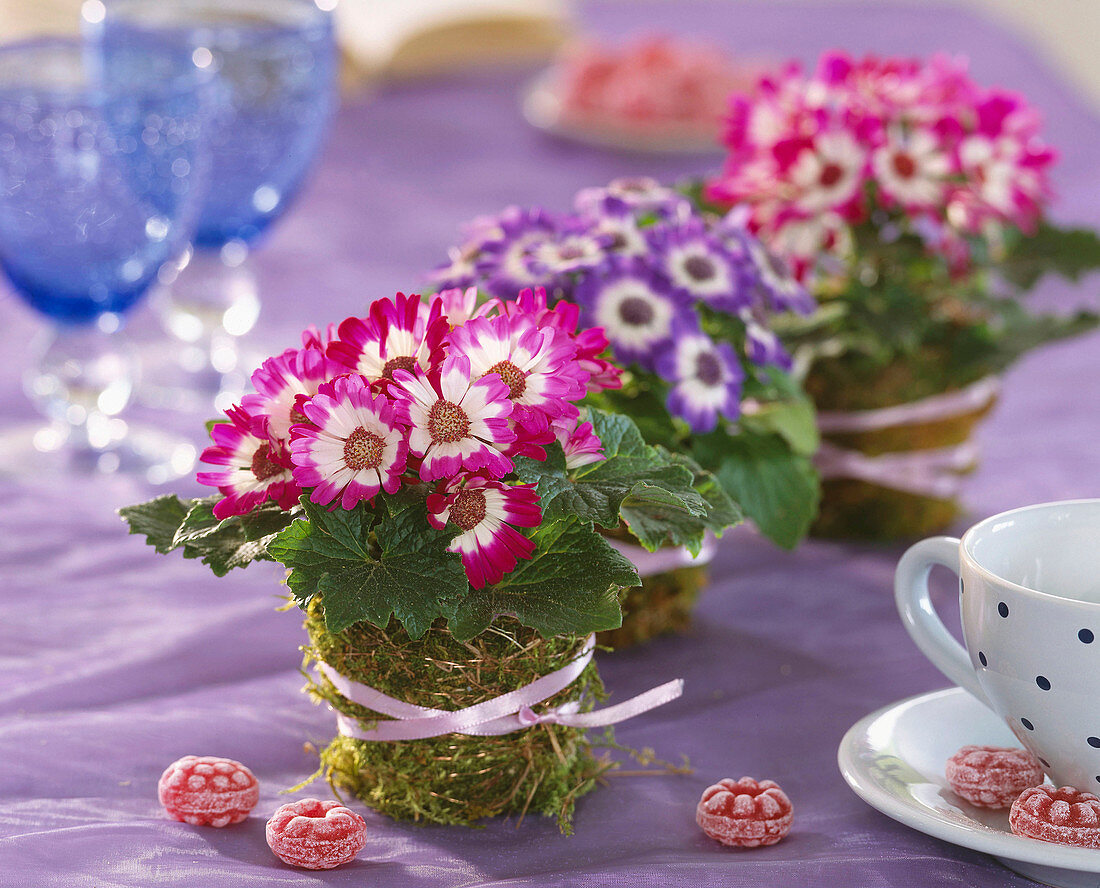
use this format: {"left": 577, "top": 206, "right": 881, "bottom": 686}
{"left": 945, "top": 745, "right": 1044, "bottom": 809}
{"left": 157, "top": 755, "right": 259, "bottom": 827}
{"left": 696, "top": 776, "right": 793, "bottom": 848}
{"left": 1010, "top": 785, "right": 1100, "bottom": 848}
{"left": 266, "top": 798, "right": 367, "bottom": 870}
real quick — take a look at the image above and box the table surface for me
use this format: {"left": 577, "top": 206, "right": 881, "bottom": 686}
{"left": 2, "top": 2, "right": 1099, "bottom": 886}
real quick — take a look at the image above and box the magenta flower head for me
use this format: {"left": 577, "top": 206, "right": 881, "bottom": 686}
{"left": 289, "top": 375, "right": 408, "bottom": 510}
{"left": 327, "top": 292, "right": 448, "bottom": 385}
{"left": 390, "top": 353, "right": 516, "bottom": 482}
{"left": 241, "top": 346, "right": 335, "bottom": 445}
{"left": 426, "top": 474, "right": 542, "bottom": 589}
{"left": 446, "top": 312, "right": 584, "bottom": 433}
{"left": 197, "top": 405, "right": 300, "bottom": 519}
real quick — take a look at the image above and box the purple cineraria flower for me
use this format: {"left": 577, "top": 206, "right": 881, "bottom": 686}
{"left": 746, "top": 237, "right": 815, "bottom": 316}
{"left": 586, "top": 205, "right": 650, "bottom": 257}
{"left": 574, "top": 256, "right": 689, "bottom": 370}
{"left": 740, "top": 309, "right": 794, "bottom": 370}
{"left": 475, "top": 206, "right": 565, "bottom": 299}
{"left": 646, "top": 218, "right": 748, "bottom": 310}
{"left": 525, "top": 221, "right": 609, "bottom": 279}
{"left": 574, "top": 176, "right": 691, "bottom": 219}
{"left": 656, "top": 321, "right": 744, "bottom": 434}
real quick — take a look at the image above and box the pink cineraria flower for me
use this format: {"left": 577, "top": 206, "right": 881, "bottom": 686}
{"left": 391, "top": 354, "right": 516, "bottom": 481}
{"left": 289, "top": 375, "right": 408, "bottom": 510}
{"left": 785, "top": 130, "right": 867, "bottom": 216}
{"left": 552, "top": 415, "right": 604, "bottom": 469}
{"left": 871, "top": 127, "right": 951, "bottom": 209}
{"left": 328, "top": 293, "right": 447, "bottom": 384}
{"left": 427, "top": 475, "right": 542, "bottom": 588}
{"left": 434, "top": 286, "right": 497, "bottom": 327}
{"left": 242, "top": 347, "right": 334, "bottom": 444}
{"left": 197, "top": 405, "right": 300, "bottom": 519}
{"left": 447, "top": 312, "right": 584, "bottom": 432}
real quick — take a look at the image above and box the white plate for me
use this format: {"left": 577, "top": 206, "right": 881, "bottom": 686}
{"left": 838, "top": 687, "right": 1100, "bottom": 888}
{"left": 521, "top": 71, "right": 725, "bottom": 155}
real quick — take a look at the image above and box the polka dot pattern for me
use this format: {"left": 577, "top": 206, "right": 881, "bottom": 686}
{"left": 1080, "top": 629, "right": 1095, "bottom": 644}
{"left": 998, "top": 602, "right": 1009, "bottom": 618}
{"left": 1021, "top": 718, "right": 1034, "bottom": 731}
{"left": 1036, "top": 676, "right": 1051, "bottom": 691}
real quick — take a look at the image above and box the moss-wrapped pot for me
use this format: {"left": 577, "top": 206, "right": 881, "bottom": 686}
{"left": 302, "top": 598, "right": 606, "bottom": 830}
{"left": 806, "top": 364, "right": 999, "bottom": 541}
{"left": 596, "top": 532, "right": 716, "bottom": 648}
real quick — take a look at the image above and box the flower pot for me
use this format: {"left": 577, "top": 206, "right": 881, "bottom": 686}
{"left": 809, "top": 376, "right": 1000, "bottom": 541}
{"left": 598, "top": 534, "right": 717, "bottom": 648}
{"left": 302, "top": 598, "right": 605, "bottom": 830}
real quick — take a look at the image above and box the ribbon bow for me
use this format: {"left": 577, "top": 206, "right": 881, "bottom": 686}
{"left": 315, "top": 636, "right": 683, "bottom": 742}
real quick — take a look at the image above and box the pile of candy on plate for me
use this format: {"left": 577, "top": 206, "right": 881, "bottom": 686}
{"left": 946, "top": 745, "right": 1100, "bottom": 848}
{"left": 545, "top": 35, "right": 763, "bottom": 144}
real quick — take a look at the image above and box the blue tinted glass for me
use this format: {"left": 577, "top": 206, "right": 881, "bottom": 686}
{"left": 0, "top": 39, "right": 208, "bottom": 324}
{"left": 98, "top": 0, "right": 337, "bottom": 247}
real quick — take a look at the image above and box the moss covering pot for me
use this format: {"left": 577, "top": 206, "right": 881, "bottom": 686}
{"left": 808, "top": 368, "right": 1000, "bottom": 541}
{"left": 302, "top": 599, "right": 605, "bottom": 829}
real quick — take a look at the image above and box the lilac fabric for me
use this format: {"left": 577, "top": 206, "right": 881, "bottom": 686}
{"left": 2, "top": 2, "right": 1099, "bottom": 885}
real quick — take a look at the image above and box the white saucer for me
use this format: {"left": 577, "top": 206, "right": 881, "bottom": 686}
{"left": 839, "top": 687, "right": 1100, "bottom": 887}
{"left": 521, "top": 71, "right": 725, "bottom": 156}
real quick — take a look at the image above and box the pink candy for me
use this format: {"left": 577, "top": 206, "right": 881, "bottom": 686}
{"left": 157, "top": 755, "right": 259, "bottom": 827}
{"left": 946, "top": 745, "right": 1044, "bottom": 809}
{"left": 1010, "top": 785, "right": 1100, "bottom": 848}
{"left": 696, "top": 777, "right": 793, "bottom": 848}
{"left": 266, "top": 798, "right": 367, "bottom": 870}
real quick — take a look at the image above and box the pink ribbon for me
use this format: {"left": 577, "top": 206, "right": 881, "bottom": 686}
{"left": 315, "top": 636, "right": 684, "bottom": 741}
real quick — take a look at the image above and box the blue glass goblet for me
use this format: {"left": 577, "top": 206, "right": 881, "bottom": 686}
{"left": 90, "top": 0, "right": 338, "bottom": 401}
{"left": 0, "top": 36, "right": 209, "bottom": 479}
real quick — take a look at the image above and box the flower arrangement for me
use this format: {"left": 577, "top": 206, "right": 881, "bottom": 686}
{"left": 429, "top": 178, "right": 820, "bottom": 644}
{"left": 121, "top": 287, "right": 737, "bottom": 829}
{"left": 704, "top": 51, "right": 1100, "bottom": 539}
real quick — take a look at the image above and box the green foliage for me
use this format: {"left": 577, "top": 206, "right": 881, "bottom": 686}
{"left": 447, "top": 516, "right": 636, "bottom": 641}
{"left": 694, "top": 431, "right": 820, "bottom": 550}
{"left": 776, "top": 218, "right": 1100, "bottom": 410}
{"left": 118, "top": 494, "right": 298, "bottom": 576}
{"left": 513, "top": 410, "right": 704, "bottom": 528}
{"left": 267, "top": 494, "right": 468, "bottom": 638}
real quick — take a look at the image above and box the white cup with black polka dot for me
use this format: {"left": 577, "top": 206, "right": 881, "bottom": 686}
{"left": 896, "top": 499, "right": 1100, "bottom": 794}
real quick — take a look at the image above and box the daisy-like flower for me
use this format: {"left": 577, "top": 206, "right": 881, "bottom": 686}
{"left": 433, "top": 286, "right": 496, "bottom": 327}
{"left": 289, "top": 375, "right": 408, "bottom": 510}
{"left": 427, "top": 475, "right": 542, "bottom": 589}
{"left": 741, "top": 310, "right": 793, "bottom": 369}
{"left": 475, "top": 207, "right": 565, "bottom": 299}
{"left": 786, "top": 130, "right": 867, "bottom": 215}
{"left": 656, "top": 323, "right": 744, "bottom": 433}
{"left": 552, "top": 415, "right": 604, "bottom": 469}
{"left": 574, "top": 176, "right": 690, "bottom": 218}
{"left": 647, "top": 219, "right": 745, "bottom": 310}
{"left": 743, "top": 237, "right": 815, "bottom": 315}
{"left": 391, "top": 354, "right": 516, "bottom": 481}
{"left": 197, "top": 405, "right": 299, "bottom": 519}
{"left": 447, "top": 312, "right": 586, "bottom": 432}
{"left": 526, "top": 224, "right": 607, "bottom": 278}
{"left": 242, "top": 346, "right": 334, "bottom": 444}
{"left": 586, "top": 205, "right": 649, "bottom": 257}
{"left": 328, "top": 293, "right": 447, "bottom": 384}
{"left": 871, "top": 127, "right": 952, "bottom": 208}
{"left": 575, "top": 257, "right": 687, "bottom": 368}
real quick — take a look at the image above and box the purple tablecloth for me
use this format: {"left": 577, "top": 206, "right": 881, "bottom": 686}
{"left": 2, "top": 2, "right": 1099, "bottom": 885}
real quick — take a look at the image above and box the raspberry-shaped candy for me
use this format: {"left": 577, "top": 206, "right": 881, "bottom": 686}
{"left": 945, "top": 745, "right": 1044, "bottom": 809}
{"left": 696, "top": 777, "right": 793, "bottom": 848}
{"left": 157, "top": 755, "right": 259, "bottom": 827}
{"left": 1010, "top": 785, "right": 1100, "bottom": 848}
{"left": 266, "top": 799, "right": 367, "bottom": 870}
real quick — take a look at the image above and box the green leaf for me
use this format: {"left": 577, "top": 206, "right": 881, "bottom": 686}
{"left": 118, "top": 494, "right": 190, "bottom": 554}
{"left": 267, "top": 495, "right": 467, "bottom": 638}
{"left": 514, "top": 410, "right": 703, "bottom": 527}
{"left": 172, "top": 497, "right": 299, "bottom": 577}
{"left": 448, "top": 517, "right": 635, "bottom": 641}
{"left": 999, "top": 222, "right": 1100, "bottom": 290}
{"left": 620, "top": 452, "right": 743, "bottom": 554}
{"left": 695, "top": 432, "right": 819, "bottom": 550}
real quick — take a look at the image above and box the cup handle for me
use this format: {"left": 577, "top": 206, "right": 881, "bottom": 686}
{"left": 894, "top": 536, "right": 993, "bottom": 708}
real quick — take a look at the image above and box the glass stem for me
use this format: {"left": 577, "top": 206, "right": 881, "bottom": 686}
{"left": 23, "top": 323, "right": 136, "bottom": 452}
